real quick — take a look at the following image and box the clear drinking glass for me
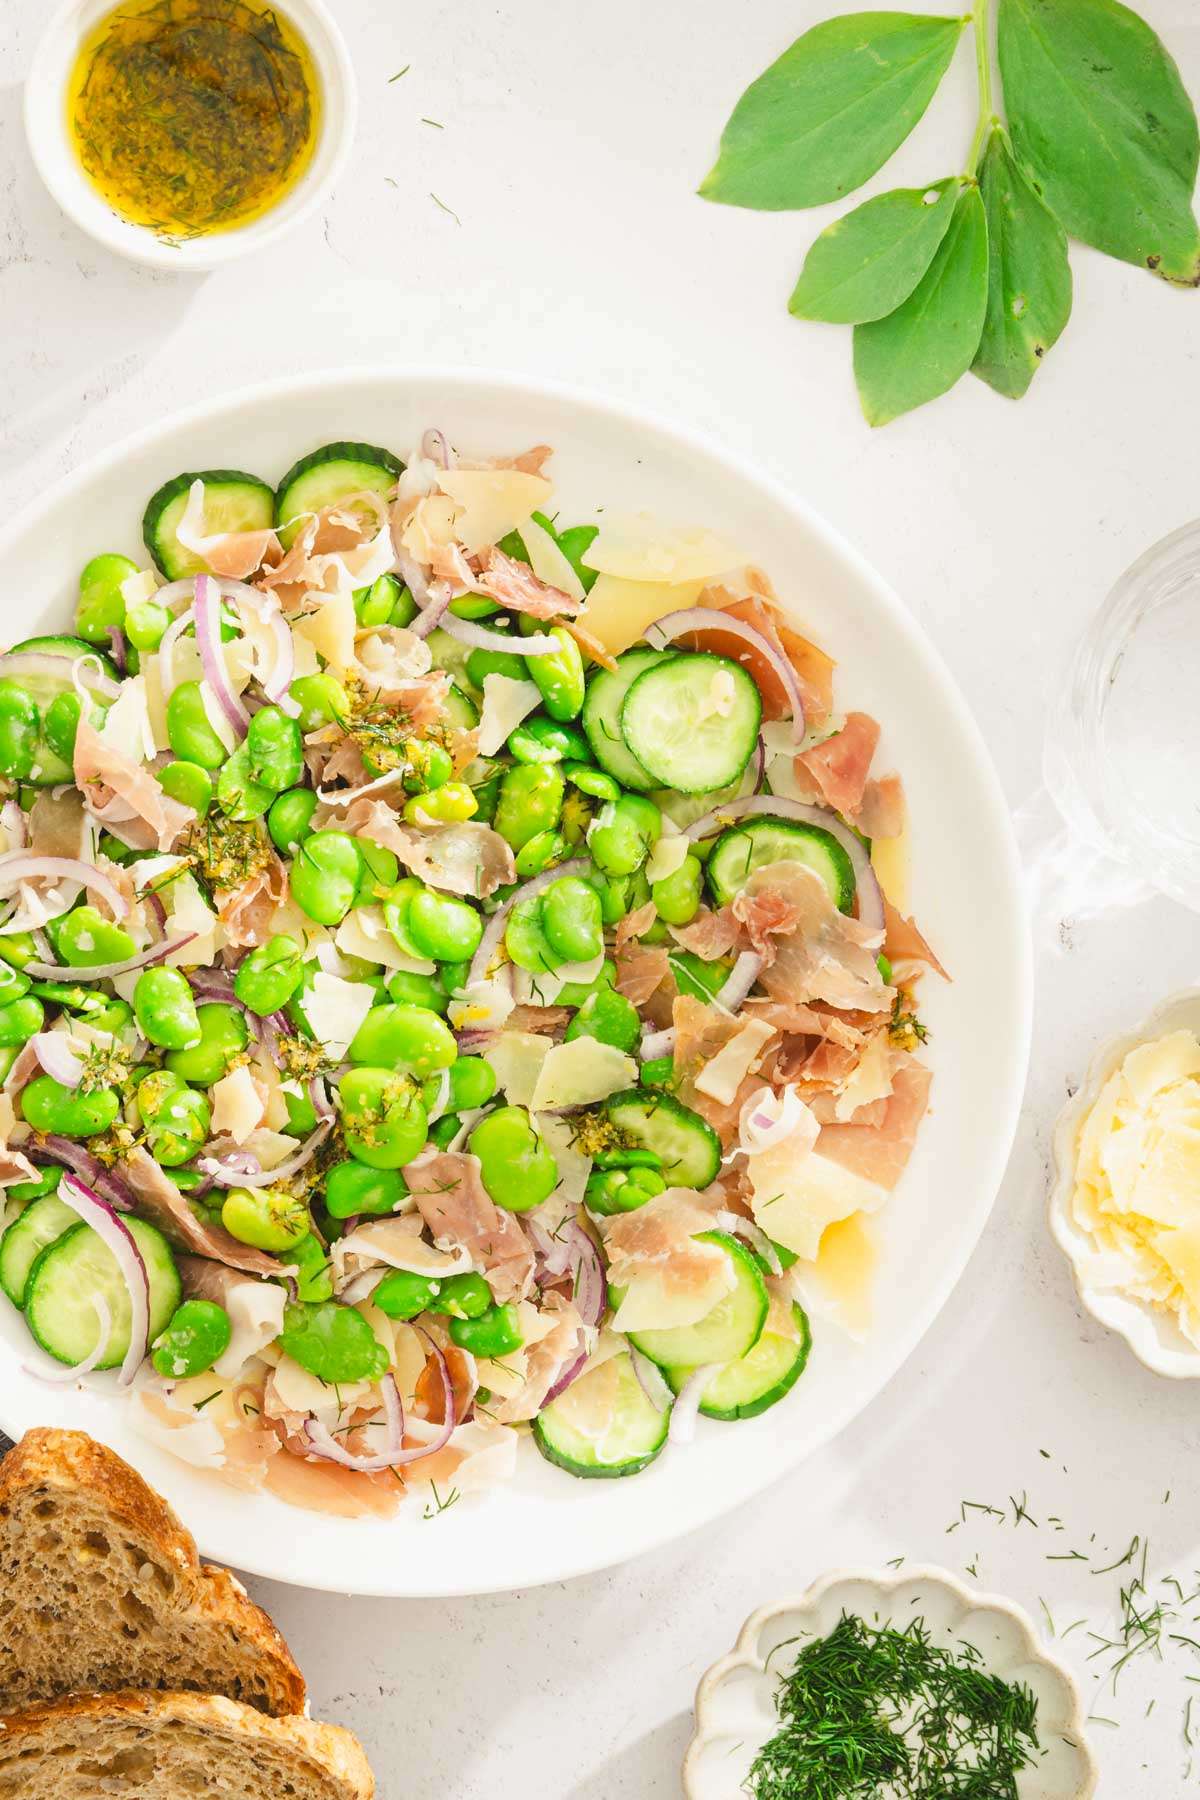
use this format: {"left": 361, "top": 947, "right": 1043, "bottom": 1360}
{"left": 1045, "top": 519, "right": 1200, "bottom": 912}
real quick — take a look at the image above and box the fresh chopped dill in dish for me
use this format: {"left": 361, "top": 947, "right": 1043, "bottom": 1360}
{"left": 748, "top": 1612, "right": 1040, "bottom": 1799}
{"left": 0, "top": 428, "right": 944, "bottom": 1516}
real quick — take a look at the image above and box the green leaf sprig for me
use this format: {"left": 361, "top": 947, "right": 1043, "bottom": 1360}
{"left": 701, "top": 0, "right": 1200, "bottom": 423}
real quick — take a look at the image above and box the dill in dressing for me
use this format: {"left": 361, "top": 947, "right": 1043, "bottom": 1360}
{"left": 67, "top": 0, "right": 320, "bottom": 240}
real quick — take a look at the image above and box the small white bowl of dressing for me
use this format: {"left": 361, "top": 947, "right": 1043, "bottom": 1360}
{"left": 24, "top": 0, "right": 356, "bottom": 271}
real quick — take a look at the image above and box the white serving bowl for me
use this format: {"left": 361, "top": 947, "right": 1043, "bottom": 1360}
{"left": 1050, "top": 987, "right": 1200, "bottom": 1378}
{"left": 685, "top": 1567, "right": 1098, "bottom": 1800}
{"left": 0, "top": 369, "right": 1031, "bottom": 1595}
{"left": 24, "top": 0, "right": 355, "bottom": 271}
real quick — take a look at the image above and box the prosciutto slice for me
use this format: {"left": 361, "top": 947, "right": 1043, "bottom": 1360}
{"left": 121, "top": 1148, "right": 284, "bottom": 1277}
{"left": 475, "top": 546, "right": 579, "bottom": 619}
{"left": 216, "top": 852, "right": 288, "bottom": 948}
{"left": 404, "top": 1149, "right": 535, "bottom": 1304}
{"left": 795, "top": 712, "right": 880, "bottom": 819}
{"left": 815, "top": 1062, "right": 932, "bottom": 1189}
{"left": 73, "top": 715, "right": 192, "bottom": 853}
{"left": 746, "top": 863, "right": 890, "bottom": 1015}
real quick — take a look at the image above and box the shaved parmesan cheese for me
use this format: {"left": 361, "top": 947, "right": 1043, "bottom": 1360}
{"left": 748, "top": 1142, "right": 887, "bottom": 1262}
{"left": 484, "top": 1030, "right": 552, "bottom": 1108}
{"left": 604, "top": 1190, "right": 733, "bottom": 1333}
{"left": 790, "top": 1212, "right": 879, "bottom": 1340}
{"left": 400, "top": 495, "right": 459, "bottom": 563}
{"left": 533, "top": 1112, "right": 593, "bottom": 1217}
{"left": 335, "top": 905, "right": 436, "bottom": 974}
{"left": 271, "top": 1354, "right": 372, "bottom": 1422}
{"left": 694, "top": 1018, "right": 777, "bottom": 1105}
{"left": 99, "top": 676, "right": 156, "bottom": 765}
{"left": 163, "top": 873, "right": 221, "bottom": 970}
{"left": 210, "top": 1065, "right": 265, "bottom": 1144}
{"left": 139, "top": 656, "right": 171, "bottom": 753}
{"left": 448, "top": 978, "right": 516, "bottom": 1033}
{"left": 610, "top": 1253, "right": 734, "bottom": 1336}
{"left": 581, "top": 514, "right": 742, "bottom": 584}
{"left": 437, "top": 469, "right": 553, "bottom": 555}
{"left": 520, "top": 514, "right": 586, "bottom": 604}
{"left": 645, "top": 834, "right": 690, "bottom": 885}
{"left": 214, "top": 1279, "right": 286, "bottom": 1380}
{"left": 511, "top": 949, "right": 606, "bottom": 1007}
{"left": 833, "top": 1032, "right": 896, "bottom": 1122}
{"left": 871, "top": 829, "right": 909, "bottom": 911}
{"left": 333, "top": 1217, "right": 471, "bottom": 1292}
{"left": 573, "top": 575, "right": 707, "bottom": 657}
{"left": 304, "top": 971, "right": 375, "bottom": 1060}
{"left": 119, "top": 568, "right": 159, "bottom": 609}
{"left": 242, "top": 1128, "right": 300, "bottom": 1171}
{"left": 529, "top": 1038, "right": 637, "bottom": 1113}
{"left": 294, "top": 593, "right": 356, "bottom": 675}
{"left": 477, "top": 673, "right": 542, "bottom": 756}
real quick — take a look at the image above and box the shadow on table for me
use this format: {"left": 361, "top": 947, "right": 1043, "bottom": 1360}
{"left": 0, "top": 79, "right": 197, "bottom": 488}
{"left": 563, "top": 1713, "right": 695, "bottom": 1798}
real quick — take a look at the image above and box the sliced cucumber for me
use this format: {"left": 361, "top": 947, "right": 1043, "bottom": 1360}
{"left": 425, "top": 627, "right": 477, "bottom": 696}
{"left": 274, "top": 442, "right": 404, "bottom": 547}
{"left": 10, "top": 636, "right": 120, "bottom": 682}
{"left": 143, "top": 470, "right": 275, "bottom": 580}
{"left": 628, "top": 1232, "right": 768, "bottom": 1371}
{"left": 665, "top": 1301, "right": 811, "bottom": 1420}
{"left": 25, "top": 1218, "right": 180, "bottom": 1371}
{"left": 604, "top": 1089, "right": 721, "bottom": 1189}
{"left": 581, "top": 649, "right": 674, "bottom": 793}
{"left": 621, "top": 653, "right": 761, "bottom": 794}
{"left": 667, "top": 950, "right": 731, "bottom": 1004}
{"left": 443, "top": 682, "right": 480, "bottom": 729}
{"left": 706, "top": 815, "right": 856, "bottom": 912}
{"left": 5, "top": 637, "right": 116, "bottom": 786}
{"left": 0, "top": 1195, "right": 79, "bottom": 1308}
{"left": 534, "top": 1350, "right": 670, "bottom": 1478}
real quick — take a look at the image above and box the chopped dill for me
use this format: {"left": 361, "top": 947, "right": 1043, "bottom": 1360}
{"left": 422, "top": 1481, "right": 461, "bottom": 1520}
{"left": 181, "top": 812, "right": 271, "bottom": 892}
{"left": 192, "top": 1391, "right": 222, "bottom": 1412}
{"left": 888, "top": 990, "right": 928, "bottom": 1052}
{"left": 429, "top": 191, "right": 461, "bottom": 224}
{"left": 747, "top": 1611, "right": 1040, "bottom": 1799}
{"left": 388, "top": 64, "right": 411, "bottom": 81}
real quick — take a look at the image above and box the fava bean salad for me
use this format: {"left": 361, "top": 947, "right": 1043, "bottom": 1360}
{"left": 0, "top": 431, "right": 943, "bottom": 1510}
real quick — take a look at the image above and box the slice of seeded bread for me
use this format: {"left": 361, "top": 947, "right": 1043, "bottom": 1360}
{"left": 0, "top": 1429, "right": 305, "bottom": 1719}
{"left": 0, "top": 1691, "right": 374, "bottom": 1799}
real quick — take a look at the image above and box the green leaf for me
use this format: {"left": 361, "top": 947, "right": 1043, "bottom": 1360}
{"left": 790, "top": 178, "right": 961, "bottom": 323}
{"left": 973, "top": 128, "right": 1073, "bottom": 398}
{"left": 998, "top": 0, "right": 1200, "bottom": 286}
{"left": 853, "top": 186, "right": 989, "bottom": 425}
{"left": 700, "top": 11, "right": 968, "bottom": 212}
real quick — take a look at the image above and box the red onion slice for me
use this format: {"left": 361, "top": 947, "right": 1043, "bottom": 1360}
{"left": 222, "top": 581, "right": 297, "bottom": 711}
{"left": 668, "top": 1363, "right": 720, "bottom": 1445}
{"left": 639, "top": 1027, "right": 676, "bottom": 1063}
{"left": 421, "top": 427, "right": 451, "bottom": 467}
{"left": 304, "top": 1371, "right": 406, "bottom": 1472}
{"left": 0, "top": 652, "right": 120, "bottom": 700}
{"left": 682, "top": 795, "right": 884, "bottom": 930}
{"left": 186, "top": 967, "right": 236, "bottom": 1003}
{"left": 0, "top": 800, "right": 26, "bottom": 850}
{"left": 26, "top": 1295, "right": 114, "bottom": 1384}
{"left": 392, "top": 544, "right": 434, "bottom": 608}
{"left": 467, "top": 858, "right": 590, "bottom": 987}
{"left": 193, "top": 574, "right": 249, "bottom": 739}
{"left": 58, "top": 1174, "right": 151, "bottom": 1386}
{"left": 526, "top": 1216, "right": 573, "bottom": 1281}
{"left": 30, "top": 1033, "right": 84, "bottom": 1089}
{"left": 0, "top": 852, "right": 129, "bottom": 919}
{"left": 197, "top": 1119, "right": 332, "bottom": 1188}
{"left": 714, "top": 950, "right": 764, "bottom": 1013}
{"left": 718, "top": 1211, "right": 783, "bottom": 1276}
{"left": 408, "top": 588, "right": 454, "bottom": 639}
{"left": 542, "top": 1341, "right": 588, "bottom": 1405}
{"left": 564, "top": 1221, "right": 607, "bottom": 1329}
{"left": 644, "top": 608, "right": 806, "bottom": 743}
{"left": 157, "top": 607, "right": 193, "bottom": 701}
{"left": 24, "top": 933, "right": 197, "bottom": 983}
{"left": 30, "top": 1136, "right": 136, "bottom": 1211}
{"left": 436, "top": 615, "right": 562, "bottom": 657}
{"left": 629, "top": 1345, "right": 673, "bottom": 1414}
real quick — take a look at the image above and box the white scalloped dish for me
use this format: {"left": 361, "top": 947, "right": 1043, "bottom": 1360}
{"left": 1050, "top": 987, "right": 1200, "bottom": 1378}
{"left": 685, "top": 1567, "right": 1097, "bottom": 1800}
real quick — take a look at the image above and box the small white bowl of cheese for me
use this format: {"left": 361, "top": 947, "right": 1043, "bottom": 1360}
{"left": 1050, "top": 989, "right": 1200, "bottom": 1377}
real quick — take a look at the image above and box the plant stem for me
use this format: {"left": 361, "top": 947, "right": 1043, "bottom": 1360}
{"left": 967, "top": 0, "right": 997, "bottom": 174}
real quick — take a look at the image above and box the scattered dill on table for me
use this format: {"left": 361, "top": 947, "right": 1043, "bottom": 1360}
{"left": 747, "top": 1612, "right": 1039, "bottom": 1799}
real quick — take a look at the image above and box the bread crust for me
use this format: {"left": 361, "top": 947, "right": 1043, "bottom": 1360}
{"left": 0, "top": 1690, "right": 375, "bottom": 1797}
{"left": 0, "top": 1429, "right": 305, "bottom": 1718}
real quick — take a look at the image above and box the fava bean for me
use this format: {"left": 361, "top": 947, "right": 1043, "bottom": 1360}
{"left": 0, "top": 681, "right": 40, "bottom": 782}
{"left": 355, "top": 839, "right": 400, "bottom": 905}
{"left": 354, "top": 575, "right": 401, "bottom": 628}
{"left": 43, "top": 693, "right": 84, "bottom": 765}
{"left": 446, "top": 1055, "right": 496, "bottom": 1111}
{"left": 439, "top": 960, "right": 470, "bottom": 996}
{"left": 9, "top": 1165, "right": 62, "bottom": 1203}
{"left": 133, "top": 965, "right": 201, "bottom": 1049}
{"left": 142, "top": 1080, "right": 211, "bottom": 1166}
{"left": 324, "top": 1159, "right": 407, "bottom": 1220}
{"left": 87, "top": 996, "right": 134, "bottom": 1034}
{"left": 157, "top": 759, "right": 213, "bottom": 816}
{"left": 555, "top": 523, "right": 600, "bottom": 593}
{"left": 164, "top": 1001, "right": 248, "bottom": 1085}
{"left": 588, "top": 868, "right": 651, "bottom": 926}
{"left": 652, "top": 853, "right": 703, "bottom": 926}
{"left": 385, "top": 969, "right": 448, "bottom": 1014}
{"left": 216, "top": 743, "right": 274, "bottom": 820}
{"left": 0, "top": 935, "right": 36, "bottom": 971}
{"left": 282, "top": 1081, "right": 318, "bottom": 1138}
{"left": 494, "top": 764, "right": 564, "bottom": 852}
{"left": 562, "top": 761, "right": 619, "bottom": 803}
{"left": 288, "top": 673, "right": 349, "bottom": 731}
{"left": 431, "top": 1271, "right": 491, "bottom": 1320}
{"left": 541, "top": 875, "right": 604, "bottom": 964}
{"left": 507, "top": 715, "right": 590, "bottom": 765}
{"left": 449, "top": 1302, "right": 523, "bottom": 1357}
{"left": 0, "top": 995, "right": 43, "bottom": 1047}
{"left": 403, "top": 782, "right": 477, "bottom": 827}
{"left": 151, "top": 1298, "right": 232, "bottom": 1378}
{"left": 53, "top": 906, "right": 137, "bottom": 969}
{"left": 22, "top": 1075, "right": 118, "bottom": 1138}
{"left": 585, "top": 1165, "right": 665, "bottom": 1216}
{"left": 0, "top": 964, "right": 29, "bottom": 1005}
{"left": 428, "top": 1113, "right": 463, "bottom": 1149}
{"left": 465, "top": 647, "right": 524, "bottom": 688}
{"left": 125, "top": 600, "right": 170, "bottom": 651}
{"left": 518, "top": 619, "right": 586, "bottom": 721}
{"left": 504, "top": 895, "right": 559, "bottom": 973}
{"left": 640, "top": 1054, "right": 675, "bottom": 1087}
{"left": 221, "top": 1185, "right": 311, "bottom": 1252}
{"left": 267, "top": 787, "right": 317, "bottom": 857}
{"left": 246, "top": 704, "right": 304, "bottom": 793}
{"left": 402, "top": 740, "right": 453, "bottom": 795}
{"left": 279, "top": 1300, "right": 389, "bottom": 1383}
{"left": 234, "top": 935, "right": 304, "bottom": 1015}
{"left": 291, "top": 831, "right": 363, "bottom": 926}
{"left": 339, "top": 1067, "right": 429, "bottom": 1169}
{"left": 166, "top": 680, "right": 229, "bottom": 769}
{"left": 471, "top": 767, "right": 502, "bottom": 823}
{"left": 76, "top": 552, "right": 137, "bottom": 644}
{"left": 372, "top": 1269, "right": 441, "bottom": 1321}
{"left": 291, "top": 1233, "right": 334, "bottom": 1303}
{"left": 405, "top": 890, "right": 483, "bottom": 963}
{"left": 513, "top": 830, "right": 566, "bottom": 879}
{"left": 564, "top": 985, "right": 641, "bottom": 1054}
{"left": 468, "top": 1106, "right": 556, "bottom": 1212}
{"left": 349, "top": 1003, "right": 457, "bottom": 1077}
{"left": 587, "top": 794, "right": 661, "bottom": 877}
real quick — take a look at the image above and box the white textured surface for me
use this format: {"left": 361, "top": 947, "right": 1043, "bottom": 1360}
{"left": 3, "top": 0, "right": 1200, "bottom": 1793}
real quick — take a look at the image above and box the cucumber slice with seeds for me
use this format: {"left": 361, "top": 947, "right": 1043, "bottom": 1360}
{"left": 11, "top": 636, "right": 120, "bottom": 682}
{"left": 442, "top": 682, "right": 480, "bottom": 729}
{"left": 274, "top": 442, "right": 404, "bottom": 548}
{"left": 628, "top": 1232, "right": 768, "bottom": 1371}
{"left": 621, "top": 653, "right": 761, "bottom": 794}
{"left": 604, "top": 1089, "right": 721, "bottom": 1190}
{"left": 706, "top": 815, "right": 855, "bottom": 912}
{"left": 534, "top": 1349, "right": 670, "bottom": 1478}
{"left": 664, "top": 1301, "right": 811, "bottom": 1419}
{"left": 25, "top": 1218, "right": 180, "bottom": 1371}
{"left": 0, "top": 1196, "right": 79, "bottom": 1308}
{"left": 143, "top": 470, "right": 275, "bottom": 580}
{"left": 581, "top": 649, "right": 674, "bottom": 793}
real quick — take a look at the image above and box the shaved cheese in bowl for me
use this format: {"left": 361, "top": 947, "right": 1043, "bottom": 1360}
{"left": 529, "top": 1039, "right": 637, "bottom": 1112}
{"left": 437, "top": 469, "right": 553, "bottom": 555}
